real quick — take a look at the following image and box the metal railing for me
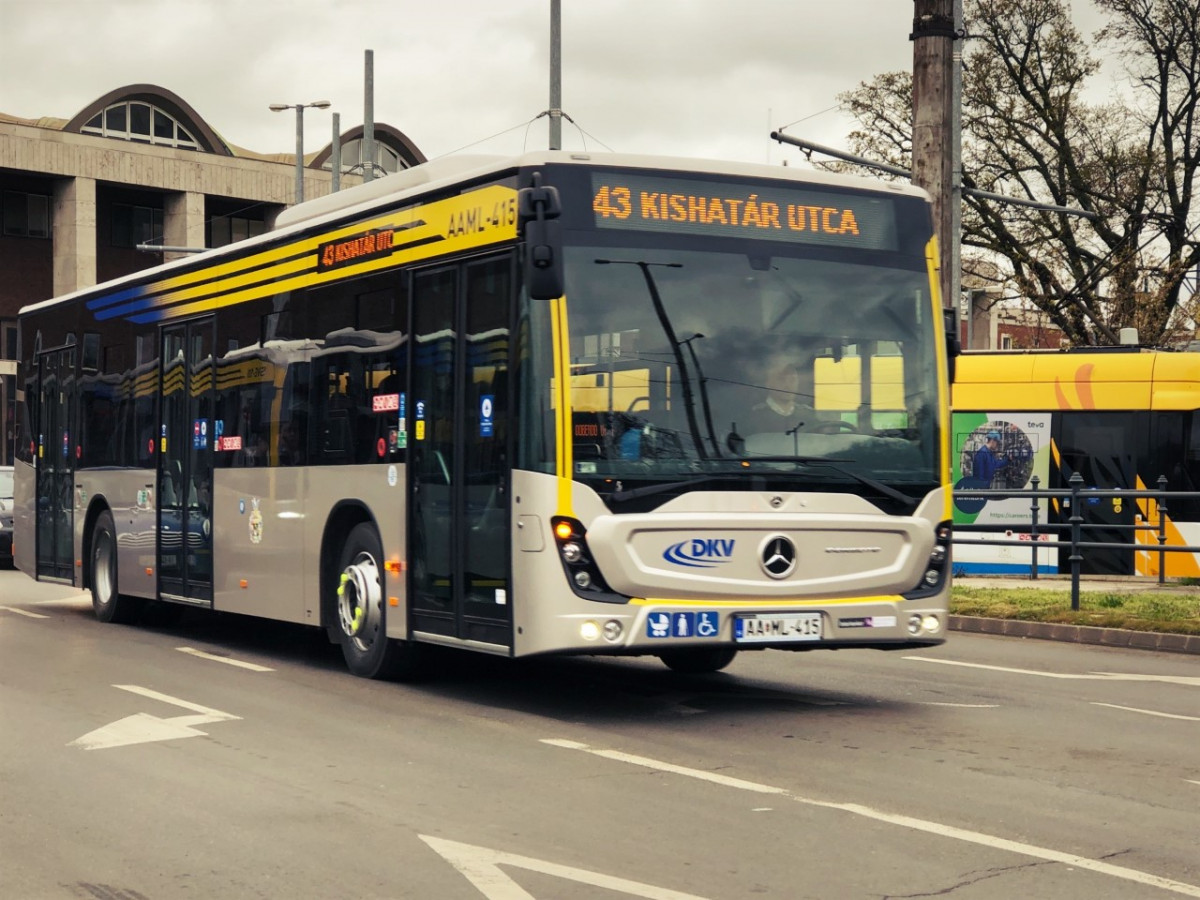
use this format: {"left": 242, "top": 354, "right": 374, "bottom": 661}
{"left": 952, "top": 473, "right": 1200, "bottom": 610}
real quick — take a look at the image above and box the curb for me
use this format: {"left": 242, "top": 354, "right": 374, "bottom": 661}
{"left": 949, "top": 615, "right": 1200, "bottom": 655}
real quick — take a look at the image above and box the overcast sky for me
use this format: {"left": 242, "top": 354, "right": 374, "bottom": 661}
{"left": 2, "top": 0, "right": 1108, "bottom": 168}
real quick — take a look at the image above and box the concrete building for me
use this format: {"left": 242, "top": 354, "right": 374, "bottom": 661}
{"left": 0, "top": 84, "right": 425, "bottom": 464}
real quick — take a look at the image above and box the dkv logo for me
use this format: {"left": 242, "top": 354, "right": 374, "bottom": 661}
{"left": 663, "top": 538, "right": 736, "bottom": 568}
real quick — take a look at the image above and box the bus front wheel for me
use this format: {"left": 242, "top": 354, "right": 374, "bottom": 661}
{"left": 91, "top": 510, "right": 139, "bottom": 624}
{"left": 334, "top": 523, "right": 419, "bottom": 679}
{"left": 657, "top": 647, "right": 738, "bottom": 674}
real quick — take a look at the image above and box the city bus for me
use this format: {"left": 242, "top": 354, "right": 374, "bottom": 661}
{"left": 952, "top": 348, "right": 1200, "bottom": 577}
{"left": 13, "top": 151, "right": 952, "bottom": 678}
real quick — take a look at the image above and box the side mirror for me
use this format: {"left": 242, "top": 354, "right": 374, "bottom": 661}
{"left": 519, "top": 173, "right": 565, "bottom": 300}
{"left": 943, "top": 308, "right": 960, "bottom": 383}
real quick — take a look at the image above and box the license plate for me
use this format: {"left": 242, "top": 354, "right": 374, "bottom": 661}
{"left": 734, "top": 612, "right": 822, "bottom": 643}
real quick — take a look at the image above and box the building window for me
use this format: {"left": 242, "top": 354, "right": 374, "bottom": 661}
{"left": 324, "top": 138, "right": 403, "bottom": 176}
{"left": 209, "top": 215, "right": 266, "bottom": 249}
{"left": 2, "top": 191, "right": 50, "bottom": 238}
{"left": 82, "top": 101, "right": 202, "bottom": 151}
{"left": 1000, "top": 334, "right": 1014, "bottom": 350}
{"left": 112, "top": 203, "right": 164, "bottom": 248}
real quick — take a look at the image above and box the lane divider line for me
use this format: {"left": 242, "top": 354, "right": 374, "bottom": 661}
{"left": 542, "top": 738, "right": 1200, "bottom": 898}
{"left": 177, "top": 647, "right": 274, "bottom": 671}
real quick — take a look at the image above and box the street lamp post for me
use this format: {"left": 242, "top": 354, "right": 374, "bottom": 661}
{"left": 269, "top": 100, "right": 331, "bottom": 205}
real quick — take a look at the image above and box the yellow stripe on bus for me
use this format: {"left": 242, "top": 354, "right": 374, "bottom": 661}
{"left": 549, "top": 294, "right": 575, "bottom": 517}
{"left": 129, "top": 185, "right": 519, "bottom": 323}
{"left": 631, "top": 595, "right": 908, "bottom": 607}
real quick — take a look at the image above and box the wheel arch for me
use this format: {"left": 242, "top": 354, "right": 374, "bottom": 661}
{"left": 319, "top": 501, "right": 379, "bottom": 633}
{"left": 80, "top": 495, "right": 115, "bottom": 593}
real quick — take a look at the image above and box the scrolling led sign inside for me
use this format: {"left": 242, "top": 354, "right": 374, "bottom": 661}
{"left": 317, "top": 228, "right": 397, "bottom": 272}
{"left": 590, "top": 172, "right": 897, "bottom": 251}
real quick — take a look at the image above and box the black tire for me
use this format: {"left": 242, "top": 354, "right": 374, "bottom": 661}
{"left": 334, "top": 523, "right": 420, "bottom": 679}
{"left": 658, "top": 647, "right": 738, "bottom": 674}
{"left": 91, "top": 510, "right": 139, "bottom": 624}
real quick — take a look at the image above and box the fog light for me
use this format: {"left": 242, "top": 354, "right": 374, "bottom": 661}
{"left": 924, "top": 568, "right": 939, "bottom": 586}
{"left": 922, "top": 614, "right": 940, "bottom": 633}
{"left": 562, "top": 542, "right": 583, "bottom": 563}
{"left": 580, "top": 620, "right": 600, "bottom": 641}
{"left": 603, "top": 620, "right": 623, "bottom": 642}
{"left": 930, "top": 545, "right": 946, "bottom": 565}
{"left": 573, "top": 570, "right": 593, "bottom": 590}
{"left": 907, "top": 614, "right": 923, "bottom": 635}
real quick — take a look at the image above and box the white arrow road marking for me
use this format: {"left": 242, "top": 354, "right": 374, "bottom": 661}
{"left": 544, "top": 739, "right": 1200, "bottom": 899}
{"left": 0, "top": 606, "right": 50, "bottom": 618}
{"left": 177, "top": 647, "right": 274, "bottom": 671}
{"left": 419, "top": 835, "right": 710, "bottom": 900}
{"left": 905, "top": 656, "right": 1200, "bottom": 687}
{"left": 69, "top": 685, "right": 241, "bottom": 751}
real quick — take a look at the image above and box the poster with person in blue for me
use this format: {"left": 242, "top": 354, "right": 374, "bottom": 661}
{"left": 952, "top": 414, "right": 1053, "bottom": 574}
{"left": 972, "top": 430, "right": 1010, "bottom": 487}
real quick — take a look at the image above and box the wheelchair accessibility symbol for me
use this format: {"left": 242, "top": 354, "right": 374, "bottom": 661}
{"left": 696, "top": 611, "right": 720, "bottom": 637}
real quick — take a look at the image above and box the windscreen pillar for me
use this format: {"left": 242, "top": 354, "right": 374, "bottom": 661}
{"left": 163, "top": 191, "right": 206, "bottom": 261}
{"left": 52, "top": 175, "right": 97, "bottom": 296}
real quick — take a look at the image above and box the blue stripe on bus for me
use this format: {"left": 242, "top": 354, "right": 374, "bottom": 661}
{"left": 86, "top": 284, "right": 149, "bottom": 311}
{"left": 955, "top": 562, "right": 1055, "bottom": 575}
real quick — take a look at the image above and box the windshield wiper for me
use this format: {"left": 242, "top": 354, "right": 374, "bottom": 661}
{"left": 607, "top": 474, "right": 745, "bottom": 504}
{"left": 738, "top": 456, "right": 918, "bottom": 506}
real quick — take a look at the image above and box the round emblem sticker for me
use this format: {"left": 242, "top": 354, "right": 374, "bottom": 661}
{"left": 248, "top": 498, "right": 263, "bottom": 544}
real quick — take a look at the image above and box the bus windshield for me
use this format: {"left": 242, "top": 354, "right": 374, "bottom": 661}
{"left": 544, "top": 239, "right": 940, "bottom": 509}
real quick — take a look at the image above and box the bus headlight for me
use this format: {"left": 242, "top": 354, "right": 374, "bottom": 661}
{"left": 904, "top": 522, "right": 952, "bottom": 599}
{"left": 551, "top": 516, "right": 615, "bottom": 598}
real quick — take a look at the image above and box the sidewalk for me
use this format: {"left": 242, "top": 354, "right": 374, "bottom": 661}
{"left": 949, "top": 574, "right": 1200, "bottom": 655}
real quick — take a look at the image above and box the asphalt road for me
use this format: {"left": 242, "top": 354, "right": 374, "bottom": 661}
{"left": 2, "top": 568, "right": 1197, "bottom": 899}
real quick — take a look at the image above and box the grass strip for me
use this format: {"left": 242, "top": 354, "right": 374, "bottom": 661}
{"left": 950, "top": 586, "right": 1200, "bottom": 636}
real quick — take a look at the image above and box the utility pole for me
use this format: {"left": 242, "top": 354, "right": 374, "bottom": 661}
{"left": 549, "top": 0, "right": 562, "bottom": 150}
{"left": 911, "top": 0, "right": 955, "bottom": 310}
{"left": 363, "top": 49, "right": 376, "bottom": 183}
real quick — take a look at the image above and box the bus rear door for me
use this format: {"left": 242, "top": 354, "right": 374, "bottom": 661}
{"left": 157, "top": 320, "right": 215, "bottom": 604}
{"left": 35, "top": 346, "right": 76, "bottom": 581}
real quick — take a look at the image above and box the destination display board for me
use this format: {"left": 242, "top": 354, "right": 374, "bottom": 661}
{"left": 590, "top": 171, "right": 899, "bottom": 251}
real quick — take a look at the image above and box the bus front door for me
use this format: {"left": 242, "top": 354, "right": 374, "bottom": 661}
{"left": 157, "top": 320, "right": 215, "bottom": 604}
{"left": 410, "top": 257, "right": 513, "bottom": 649}
{"left": 35, "top": 347, "right": 76, "bottom": 581}
{"left": 1056, "top": 412, "right": 1136, "bottom": 576}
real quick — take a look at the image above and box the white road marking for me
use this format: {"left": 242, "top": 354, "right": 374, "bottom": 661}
{"left": 918, "top": 701, "right": 1000, "bottom": 708}
{"left": 906, "top": 656, "right": 1200, "bottom": 687}
{"left": 1186, "top": 780, "right": 1200, "bottom": 788}
{"left": 1092, "top": 702, "right": 1200, "bottom": 722}
{"left": 69, "top": 685, "right": 241, "bottom": 750}
{"left": 544, "top": 739, "right": 1200, "bottom": 898}
{"left": 420, "top": 835, "right": 710, "bottom": 900}
{"left": 177, "top": 647, "right": 274, "bottom": 671}
{"left": 0, "top": 606, "right": 50, "bottom": 618}
{"left": 33, "top": 594, "right": 90, "bottom": 606}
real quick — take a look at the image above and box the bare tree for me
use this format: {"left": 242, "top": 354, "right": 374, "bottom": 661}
{"left": 836, "top": 0, "right": 1200, "bottom": 346}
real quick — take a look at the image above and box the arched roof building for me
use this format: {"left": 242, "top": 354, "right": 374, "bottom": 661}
{"left": 0, "top": 84, "right": 426, "bottom": 464}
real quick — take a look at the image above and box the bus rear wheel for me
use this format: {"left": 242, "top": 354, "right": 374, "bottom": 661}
{"left": 91, "top": 510, "right": 139, "bottom": 624}
{"left": 334, "top": 523, "right": 419, "bottom": 679}
{"left": 657, "top": 647, "right": 738, "bottom": 674}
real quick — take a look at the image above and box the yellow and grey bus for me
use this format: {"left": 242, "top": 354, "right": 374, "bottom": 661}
{"left": 952, "top": 349, "right": 1200, "bottom": 577}
{"left": 14, "top": 151, "right": 952, "bottom": 677}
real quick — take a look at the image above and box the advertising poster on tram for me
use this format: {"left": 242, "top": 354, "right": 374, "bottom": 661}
{"left": 952, "top": 411, "right": 1055, "bottom": 574}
